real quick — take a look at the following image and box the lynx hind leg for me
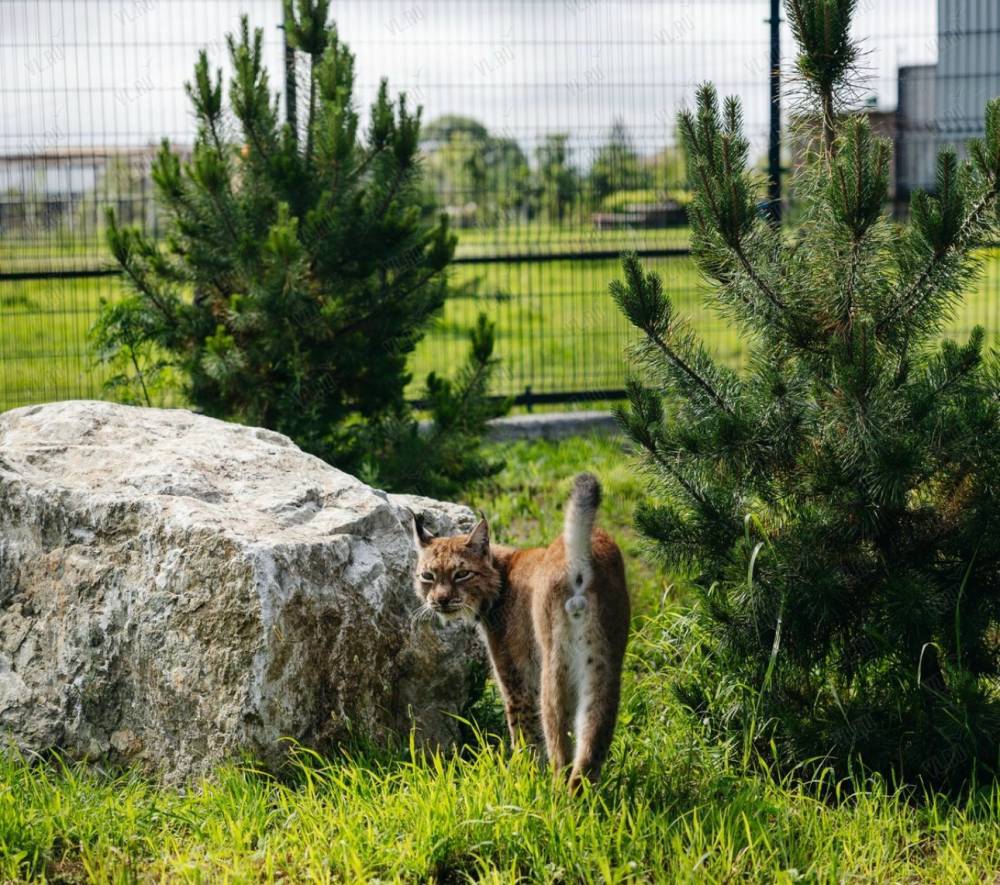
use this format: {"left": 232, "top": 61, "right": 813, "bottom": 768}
{"left": 567, "top": 620, "right": 622, "bottom": 792}
{"left": 568, "top": 680, "right": 620, "bottom": 790}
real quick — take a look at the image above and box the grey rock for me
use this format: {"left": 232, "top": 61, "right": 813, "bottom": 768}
{"left": 0, "top": 401, "right": 484, "bottom": 781}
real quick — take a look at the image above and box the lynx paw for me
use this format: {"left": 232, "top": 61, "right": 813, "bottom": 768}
{"left": 565, "top": 595, "right": 587, "bottom": 616}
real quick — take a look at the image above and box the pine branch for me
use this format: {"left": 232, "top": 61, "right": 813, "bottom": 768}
{"left": 204, "top": 176, "right": 241, "bottom": 246}
{"left": 334, "top": 265, "right": 442, "bottom": 341}
{"left": 682, "top": 90, "right": 786, "bottom": 316}
{"left": 787, "top": 0, "right": 858, "bottom": 161}
{"left": 612, "top": 253, "right": 736, "bottom": 416}
{"left": 128, "top": 347, "right": 153, "bottom": 407}
{"left": 821, "top": 90, "right": 837, "bottom": 161}
{"left": 841, "top": 238, "right": 861, "bottom": 340}
{"left": 374, "top": 162, "right": 412, "bottom": 220}
{"left": 878, "top": 188, "right": 997, "bottom": 335}
{"left": 733, "top": 241, "right": 786, "bottom": 313}
{"left": 639, "top": 433, "right": 723, "bottom": 524}
{"left": 242, "top": 117, "right": 274, "bottom": 167}
{"left": 107, "top": 219, "right": 177, "bottom": 325}
{"left": 349, "top": 141, "right": 389, "bottom": 181}
{"left": 645, "top": 328, "right": 735, "bottom": 417}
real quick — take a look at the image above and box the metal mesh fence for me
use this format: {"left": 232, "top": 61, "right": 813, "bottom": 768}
{"left": 1, "top": 0, "right": 998, "bottom": 412}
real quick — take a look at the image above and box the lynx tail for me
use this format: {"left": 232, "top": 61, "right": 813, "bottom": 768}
{"left": 563, "top": 472, "right": 601, "bottom": 616}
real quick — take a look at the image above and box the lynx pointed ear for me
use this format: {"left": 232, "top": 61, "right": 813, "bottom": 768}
{"left": 465, "top": 516, "right": 490, "bottom": 557}
{"left": 409, "top": 509, "right": 435, "bottom": 548}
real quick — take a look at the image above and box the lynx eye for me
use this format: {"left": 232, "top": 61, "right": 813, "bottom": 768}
{"left": 453, "top": 569, "right": 473, "bottom": 582}
{"left": 419, "top": 571, "right": 435, "bottom": 583}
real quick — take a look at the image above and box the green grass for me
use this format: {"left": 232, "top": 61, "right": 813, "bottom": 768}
{"left": 3, "top": 237, "right": 999, "bottom": 413}
{"left": 3, "top": 435, "right": 1000, "bottom": 882}
{"left": 452, "top": 220, "right": 692, "bottom": 258}
{"left": 0, "top": 223, "right": 687, "bottom": 270}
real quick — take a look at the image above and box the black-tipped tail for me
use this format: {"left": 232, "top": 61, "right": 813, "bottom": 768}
{"left": 564, "top": 473, "right": 602, "bottom": 601}
{"left": 570, "top": 472, "right": 602, "bottom": 512}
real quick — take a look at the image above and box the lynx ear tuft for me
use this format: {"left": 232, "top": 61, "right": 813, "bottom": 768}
{"left": 409, "top": 509, "right": 436, "bottom": 548}
{"left": 465, "top": 517, "right": 490, "bottom": 556}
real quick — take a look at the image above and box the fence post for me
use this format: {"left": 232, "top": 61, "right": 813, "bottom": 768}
{"left": 282, "top": 13, "right": 298, "bottom": 137}
{"left": 767, "top": 0, "right": 782, "bottom": 225}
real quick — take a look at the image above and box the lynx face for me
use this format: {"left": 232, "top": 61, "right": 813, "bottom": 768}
{"left": 412, "top": 517, "right": 501, "bottom": 622}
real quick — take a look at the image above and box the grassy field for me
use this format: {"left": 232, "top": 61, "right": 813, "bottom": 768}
{"left": 0, "top": 244, "right": 726, "bottom": 412}
{"left": 2, "top": 229, "right": 999, "bottom": 413}
{"left": 3, "top": 435, "right": 1000, "bottom": 882}
{"left": 452, "top": 220, "right": 692, "bottom": 258}
{"left": 0, "top": 223, "right": 690, "bottom": 271}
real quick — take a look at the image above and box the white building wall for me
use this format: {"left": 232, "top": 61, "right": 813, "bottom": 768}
{"left": 897, "top": 64, "right": 938, "bottom": 195}
{"left": 937, "top": 0, "right": 1000, "bottom": 141}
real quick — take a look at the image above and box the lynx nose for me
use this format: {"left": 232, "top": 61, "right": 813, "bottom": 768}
{"left": 429, "top": 589, "right": 457, "bottom": 610}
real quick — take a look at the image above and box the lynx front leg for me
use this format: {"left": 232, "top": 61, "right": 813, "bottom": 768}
{"left": 504, "top": 693, "right": 544, "bottom": 755}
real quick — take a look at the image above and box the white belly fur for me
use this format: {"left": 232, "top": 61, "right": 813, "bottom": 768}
{"left": 566, "top": 604, "right": 593, "bottom": 741}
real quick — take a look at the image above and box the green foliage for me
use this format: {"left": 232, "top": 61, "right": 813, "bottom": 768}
{"left": 600, "top": 188, "right": 693, "bottom": 212}
{"left": 613, "top": 0, "right": 1000, "bottom": 790}
{"left": 421, "top": 116, "right": 531, "bottom": 224}
{"left": 89, "top": 294, "right": 178, "bottom": 406}
{"left": 360, "top": 314, "right": 511, "bottom": 496}
{"left": 5, "top": 594, "right": 1000, "bottom": 881}
{"left": 647, "top": 139, "right": 688, "bottom": 193}
{"left": 588, "top": 119, "right": 652, "bottom": 203}
{"left": 535, "top": 133, "right": 581, "bottom": 222}
{"left": 94, "top": 1, "right": 507, "bottom": 493}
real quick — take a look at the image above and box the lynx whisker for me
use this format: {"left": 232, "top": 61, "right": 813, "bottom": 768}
{"left": 409, "top": 605, "right": 435, "bottom": 627}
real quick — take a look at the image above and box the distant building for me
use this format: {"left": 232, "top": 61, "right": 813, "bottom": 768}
{"left": 790, "top": 1, "right": 1000, "bottom": 212}
{"left": 0, "top": 145, "right": 191, "bottom": 235}
{"left": 896, "top": 0, "right": 1000, "bottom": 197}
{"left": 897, "top": 64, "right": 937, "bottom": 198}
{"left": 937, "top": 0, "right": 1000, "bottom": 143}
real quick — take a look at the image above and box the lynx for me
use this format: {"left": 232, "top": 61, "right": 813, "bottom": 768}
{"left": 411, "top": 473, "right": 630, "bottom": 790}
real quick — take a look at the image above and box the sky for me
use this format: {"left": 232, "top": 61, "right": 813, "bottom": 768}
{"left": 2, "top": 0, "right": 938, "bottom": 167}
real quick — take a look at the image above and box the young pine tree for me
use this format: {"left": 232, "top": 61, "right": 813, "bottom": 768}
{"left": 93, "top": 1, "right": 505, "bottom": 493}
{"left": 612, "top": 0, "right": 1000, "bottom": 789}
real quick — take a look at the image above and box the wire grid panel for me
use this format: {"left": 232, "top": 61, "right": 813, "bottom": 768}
{"left": 1, "top": 0, "right": 284, "bottom": 410}
{"left": 2, "top": 0, "right": 996, "bottom": 412}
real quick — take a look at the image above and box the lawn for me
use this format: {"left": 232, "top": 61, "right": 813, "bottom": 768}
{"left": 3, "top": 435, "right": 1000, "bottom": 882}
{"left": 2, "top": 233, "right": 999, "bottom": 413}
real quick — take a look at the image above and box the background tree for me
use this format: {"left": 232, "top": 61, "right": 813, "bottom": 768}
{"left": 587, "top": 119, "right": 650, "bottom": 204}
{"left": 612, "top": 0, "right": 1000, "bottom": 789}
{"left": 646, "top": 128, "right": 689, "bottom": 204}
{"left": 94, "top": 0, "right": 506, "bottom": 493}
{"left": 422, "top": 115, "right": 531, "bottom": 225}
{"left": 535, "top": 133, "right": 580, "bottom": 222}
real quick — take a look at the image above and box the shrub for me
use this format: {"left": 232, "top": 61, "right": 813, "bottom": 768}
{"left": 612, "top": 0, "right": 1000, "bottom": 789}
{"left": 93, "top": 0, "right": 506, "bottom": 494}
{"left": 599, "top": 188, "right": 692, "bottom": 213}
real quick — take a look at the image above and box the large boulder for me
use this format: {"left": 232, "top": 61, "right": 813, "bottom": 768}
{"left": 0, "top": 401, "right": 485, "bottom": 781}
